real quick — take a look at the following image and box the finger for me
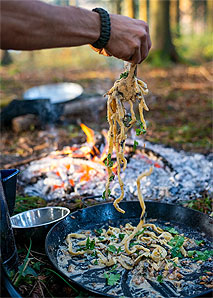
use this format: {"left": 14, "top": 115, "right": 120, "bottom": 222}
{"left": 140, "top": 39, "right": 149, "bottom": 62}
{"left": 126, "top": 46, "right": 142, "bottom": 65}
{"left": 144, "top": 23, "right": 152, "bottom": 51}
{"left": 147, "top": 34, "right": 152, "bottom": 50}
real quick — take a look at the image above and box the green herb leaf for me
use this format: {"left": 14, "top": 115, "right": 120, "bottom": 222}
{"left": 157, "top": 275, "right": 163, "bottom": 283}
{"left": 109, "top": 174, "right": 115, "bottom": 181}
{"left": 91, "top": 250, "right": 97, "bottom": 257}
{"left": 107, "top": 245, "right": 117, "bottom": 254}
{"left": 117, "top": 247, "right": 122, "bottom": 254}
{"left": 133, "top": 140, "right": 139, "bottom": 151}
{"left": 105, "top": 154, "right": 114, "bottom": 168}
{"left": 104, "top": 273, "right": 121, "bottom": 286}
{"left": 169, "top": 235, "right": 185, "bottom": 258}
{"left": 109, "top": 264, "right": 118, "bottom": 272}
{"left": 86, "top": 237, "right": 95, "bottom": 250}
{"left": 135, "top": 121, "right": 146, "bottom": 136}
{"left": 129, "top": 242, "right": 140, "bottom": 248}
{"left": 96, "top": 228, "right": 103, "bottom": 235}
{"left": 119, "top": 233, "right": 125, "bottom": 240}
{"left": 171, "top": 247, "right": 183, "bottom": 258}
{"left": 120, "top": 71, "right": 129, "bottom": 79}
{"left": 165, "top": 227, "right": 179, "bottom": 234}
{"left": 188, "top": 250, "right": 195, "bottom": 257}
{"left": 102, "top": 189, "right": 111, "bottom": 199}
{"left": 98, "top": 236, "right": 105, "bottom": 241}
{"left": 136, "top": 129, "right": 142, "bottom": 136}
{"left": 195, "top": 240, "right": 204, "bottom": 246}
{"left": 94, "top": 260, "right": 98, "bottom": 265}
{"left": 188, "top": 250, "right": 213, "bottom": 261}
{"left": 135, "top": 228, "right": 146, "bottom": 237}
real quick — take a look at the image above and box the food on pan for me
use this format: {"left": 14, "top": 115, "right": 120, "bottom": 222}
{"left": 65, "top": 223, "right": 213, "bottom": 289}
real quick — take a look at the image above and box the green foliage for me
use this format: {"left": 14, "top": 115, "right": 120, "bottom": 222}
{"left": 183, "top": 196, "right": 212, "bottom": 215}
{"left": 174, "top": 33, "right": 213, "bottom": 64}
{"left": 13, "top": 239, "right": 34, "bottom": 286}
{"left": 14, "top": 196, "right": 46, "bottom": 214}
{"left": 146, "top": 50, "right": 174, "bottom": 67}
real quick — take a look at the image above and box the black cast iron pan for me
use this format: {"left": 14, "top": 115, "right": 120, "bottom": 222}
{"left": 45, "top": 201, "right": 213, "bottom": 298}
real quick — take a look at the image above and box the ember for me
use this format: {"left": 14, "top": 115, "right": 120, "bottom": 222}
{"left": 19, "top": 124, "right": 212, "bottom": 204}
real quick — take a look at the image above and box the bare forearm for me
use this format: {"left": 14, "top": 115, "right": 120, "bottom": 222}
{"left": 0, "top": 0, "right": 100, "bottom": 50}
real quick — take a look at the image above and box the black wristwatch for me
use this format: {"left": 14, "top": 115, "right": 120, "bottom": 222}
{"left": 92, "top": 8, "right": 111, "bottom": 49}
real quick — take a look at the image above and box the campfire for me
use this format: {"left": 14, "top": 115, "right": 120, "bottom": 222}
{"left": 19, "top": 124, "right": 212, "bottom": 204}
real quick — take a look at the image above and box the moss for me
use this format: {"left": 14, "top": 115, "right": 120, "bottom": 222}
{"left": 14, "top": 196, "right": 46, "bottom": 215}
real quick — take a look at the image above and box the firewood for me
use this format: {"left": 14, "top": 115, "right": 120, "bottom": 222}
{"left": 3, "top": 153, "right": 48, "bottom": 169}
{"left": 12, "top": 115, "right": 39, "bottom": 133}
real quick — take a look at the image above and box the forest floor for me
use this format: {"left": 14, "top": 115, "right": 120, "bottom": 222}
{"left": 1, "top": 61, "right": 212, "bottom": 297}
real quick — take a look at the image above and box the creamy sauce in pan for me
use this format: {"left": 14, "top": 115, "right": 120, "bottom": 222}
{"left": 57, "top": 219, "right": 213, "bottom": 297}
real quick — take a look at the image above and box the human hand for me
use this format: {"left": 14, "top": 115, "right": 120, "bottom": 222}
{"left": 91, "top": 14, "right": 151, "bottom": 64}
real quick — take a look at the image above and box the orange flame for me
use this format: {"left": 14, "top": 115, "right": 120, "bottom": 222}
{"left": 80, "top": 123, "right": 95, "bottom": 144}
{"left": 51, "top": 124, "right": 116, "bottom": 187}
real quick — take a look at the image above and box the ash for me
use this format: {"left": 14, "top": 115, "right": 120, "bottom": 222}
{"left": 20, "top": 140, "right": 212, "bottom": 203}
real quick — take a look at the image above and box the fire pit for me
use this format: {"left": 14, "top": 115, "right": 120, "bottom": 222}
{"left": 18, "top": 124, "right": 212, "bottom": 205}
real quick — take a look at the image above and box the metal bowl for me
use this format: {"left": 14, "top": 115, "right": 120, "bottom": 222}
{"left": 10, "top": 206, "right": 70, "bottom": 246}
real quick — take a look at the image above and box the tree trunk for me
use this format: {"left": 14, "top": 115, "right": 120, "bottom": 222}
{"left": 150, "top": 0, "right": 179, "bottom": 62}
{"left": 126, "top": 0, "right": 135, "bottom": 18}
{"left": 179, "top": 0, "right": 193, "bottom": 34}
{"left": 170, "top": 0, "right": 180, "bottom": 37}
{"left": 207, "top": 0, "right": 213, "bottom": 32}
{"left": 139, "top": 0, "right": 147, "bottom": 22}
{"left": 115, "top": 0, "right": 123, "bottom": 14}
{"left": 1, "top": 50, "right": 13, "bottom": 66}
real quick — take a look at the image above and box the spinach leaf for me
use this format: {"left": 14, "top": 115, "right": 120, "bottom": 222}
{"left": 102, "top": 189, "right": 111, "bottom": 199}
{"left": 188, "top": 250, "right": 213, "bottom": 261}
{"left": 133, "top": 140, "right": 139, "bottom": 151}
{"left": 119, "top": 233, "right": 125, "bottom": 240}
{"left": 107, "top": 245, "right": 117, "bottom": 254}
{"left": 135, "top": 228, "right": 146, "bottom": 237}
{"left": 168, "top": 235, "right": 185, "bottom": 258}
{"left": 157, "top": 275, "right": 163, "bottom": 283}
{"left": 120, "top": 71, "right": 129, "bottom": 79}
{"left": 104, "top": 273, "right": 121, "bottom": 286}
{"left": 165, "top": 227, "right": 179, "bottom": 234}
{"left": 86, "top": 237, "right": 95, "bottom": 250}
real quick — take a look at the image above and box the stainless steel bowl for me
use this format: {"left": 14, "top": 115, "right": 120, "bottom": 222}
{"left": 10, "top": 206, "right": 70, "bottom": 246}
